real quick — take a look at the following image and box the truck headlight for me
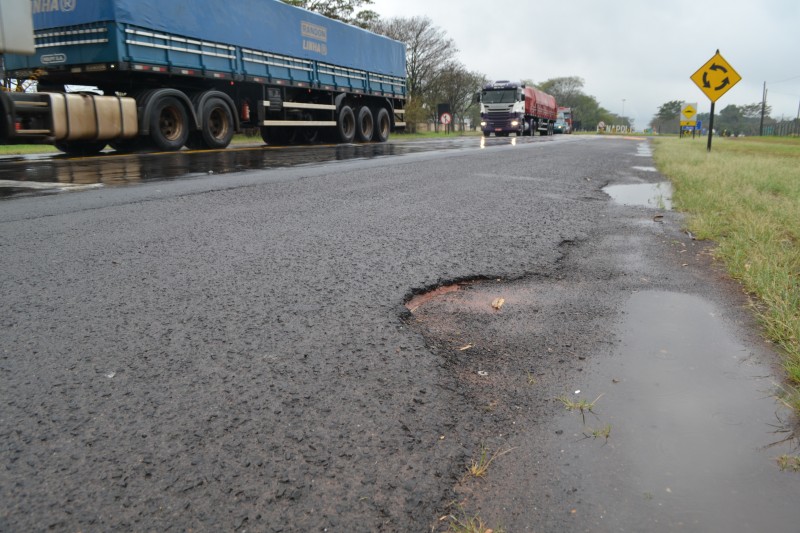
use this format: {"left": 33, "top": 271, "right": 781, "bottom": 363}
{"left": 480, "top": 121, "right": 486, "bottom": 127}
{"left": 511, "top": 120, "right": 519, "bottom": 127}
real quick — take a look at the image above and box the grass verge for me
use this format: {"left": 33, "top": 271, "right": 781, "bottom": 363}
{"left": 653, "top": 136, "right": 800, "bottom": 411}
{"left": 0, "top": 143, "right": 59, "bottom": 155}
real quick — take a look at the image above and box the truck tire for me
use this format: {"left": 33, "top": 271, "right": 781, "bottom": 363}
{"left": 54, "top": 140, "right": 107, "bottom": 156}
{"left": 299, "top": 112, "right": 320, "bottom": 144}
{"left": 109, "top": 137, "right": 150, "bottom": 153}
{"left": 355, "top": 106, "right": 374, "bottom": 142}
{"left": 260, "top": 126, "right": 296, "bottom": 145}
{"left": 150, "top": 96, "right": 189, "bottom": 151}
{"left": 336, "top": 105, "right": 356, "bottom": 143}
{"left": 198, "top": 97, "right": 234, "bottom": 149}
{"left": 373, "top": 108, "right": 390, "bottom": 142}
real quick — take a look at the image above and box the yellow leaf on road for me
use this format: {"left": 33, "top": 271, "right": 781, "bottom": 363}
{"left": 491, "top": 298, "right": 505, "bottom": 310}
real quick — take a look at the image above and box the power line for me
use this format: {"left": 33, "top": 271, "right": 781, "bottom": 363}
{"left": 768, "top": 74, "right": 800, "bottom": 84}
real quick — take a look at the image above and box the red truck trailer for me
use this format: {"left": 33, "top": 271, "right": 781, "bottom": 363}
{"left": 478, "top": 80, "right": 557, "bottom": 137}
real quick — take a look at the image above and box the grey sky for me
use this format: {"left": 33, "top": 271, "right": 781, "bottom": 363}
{"left": 372, "top": 0, "right": 800, "bottom": 130}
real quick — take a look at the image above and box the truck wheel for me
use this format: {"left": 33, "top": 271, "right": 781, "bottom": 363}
{"left": 355, "top": 106, "right": 374, "bottom": 142}
{"left": 109, "top": 137, "right": 150, "bottom": 153}
{"left": 337, "top": 105, "right": 356, "bottom": 143}
{"left": 197, "top": 98, "right": 234, "bottom": 149}
{"left": 260, "top": 126, "right": 295, "bottom": 145}
{"left": 54, "top": 140, "right": 107, "bottom": 156}
{"left": 150, "top": 96, "right": 189, "bottom": 151}
{"left": 373, "top": 108, "right": 390, "bottom": 142}
{"left": 483, "top": 131, "right": 491, "bottom": 137}
{"left": 300, "top": 127, "right": 320, "bottom": 144}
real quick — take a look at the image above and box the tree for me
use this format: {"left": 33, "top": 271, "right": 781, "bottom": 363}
{"left": 535, "top": 77, "right": 613, "bottom": 131}
{"left": 370, "top": 16, "right": 457, "bottom": 100}
{"left": 740, "top": 102, "right": 766, "bottom": 119}
{"left": 538, "top": 76, "right": 585, "bottom": 108}
{"left": 280, "top": 0, "right": 378, "bottom": 28}
{"left": 649, "top": 100, "right": 684, "bottom": 134}
{"left": 427, "top": 62, "right": 486, "bottom": 130}
{"left": 370, "top": 16, "right": 460, "bottom": 132}
{"left": 656, "top": 100, "right": 683, "bottom": 121}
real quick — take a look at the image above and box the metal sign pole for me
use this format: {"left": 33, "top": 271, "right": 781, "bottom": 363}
{"left": 707, "top": 101, "right": 715, "bottom": 152}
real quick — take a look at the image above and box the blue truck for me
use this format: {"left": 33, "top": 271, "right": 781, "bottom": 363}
{"left": 0, "top": 0, "right": 407, "bottom": 155}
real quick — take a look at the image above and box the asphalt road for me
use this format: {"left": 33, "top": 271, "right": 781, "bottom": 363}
{"left": 1, "top": 136, "right": 796, "bottom": 531}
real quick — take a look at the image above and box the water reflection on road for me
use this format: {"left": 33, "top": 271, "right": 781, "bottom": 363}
{"left": 0, "top": 135, "right": 555, "bottom": 199}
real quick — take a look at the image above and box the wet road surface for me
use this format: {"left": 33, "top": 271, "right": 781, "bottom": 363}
{"left": 0, "top": 135, "right": 552, "bottom": 199}
{"left": 2, "top": 134, "right": 798, "bottom": 532}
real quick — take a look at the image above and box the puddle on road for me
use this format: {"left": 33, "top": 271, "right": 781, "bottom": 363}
{"left": 604, "top": 181, "right": 672, "bottom": 210}
{"left": 556, "top": 291, "right": 800, "bottom": 532}
{"left": 0, "top": 135, "right": 546, "bottom": 199}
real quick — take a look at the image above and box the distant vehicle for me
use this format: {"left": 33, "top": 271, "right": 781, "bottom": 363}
{"left": 556, "top": 107, "right": 573, "bottom": 134}
{"left": 0, "top": 0, "right": 407, "bottom": 155}
{"left": 477, "top": 81, "right": 557, "bottom": 137}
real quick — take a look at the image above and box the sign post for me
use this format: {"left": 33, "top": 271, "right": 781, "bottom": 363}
{"left": 690, "top": 50, "right": 741, "bottom": 152}
{"left": 680, "top": 103, "right": 698, "bottom": 138}
{"left": 440, "top": 112, "right": 452, "bottom": 134}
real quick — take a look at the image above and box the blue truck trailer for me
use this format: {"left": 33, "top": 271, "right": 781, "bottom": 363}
{"left": 0, "top": 0, "right": 407, "bottom": 154}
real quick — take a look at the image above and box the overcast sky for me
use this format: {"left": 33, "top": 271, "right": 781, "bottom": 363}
{"left": 371, "top": 0, "right": 800, "bottom": 130}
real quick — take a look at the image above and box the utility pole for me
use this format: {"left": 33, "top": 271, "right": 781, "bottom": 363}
{"left": 759, "top": 81, "right": 767, "bottom": 136}
{"left": 796, "top": 98, "right": 800, "bottom": 137}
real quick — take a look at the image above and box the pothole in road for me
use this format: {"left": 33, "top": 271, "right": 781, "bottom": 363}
{"left": 404, "top": 277, "right": 502, "bottom": 314}
{"left": 603, "top": 181, "right": 673, "bottom": 209}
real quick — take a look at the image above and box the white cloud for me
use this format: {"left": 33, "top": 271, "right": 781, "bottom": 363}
{"left": 372, "top": 0, "right": 800, "bottom": 128}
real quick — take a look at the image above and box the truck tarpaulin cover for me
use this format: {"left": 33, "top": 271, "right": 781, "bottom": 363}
{"left": 28, "top": 0, "right": 405, "bottom": 77}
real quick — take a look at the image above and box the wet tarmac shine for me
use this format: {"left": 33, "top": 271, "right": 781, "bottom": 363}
{"left": 558, "top": 290, "right": 798, "bottom": 532}
{"left": 0, "top": 135, "right": 559, "bottom": 199}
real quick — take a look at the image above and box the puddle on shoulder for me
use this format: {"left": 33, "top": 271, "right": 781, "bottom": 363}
{"left": 603, "top": 181, "right": 672, "bottom": 209}
{"left": 551, "top": 290, "right": 800, "bottom": 532}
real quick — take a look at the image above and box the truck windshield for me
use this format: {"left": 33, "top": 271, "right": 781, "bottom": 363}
{"left": 481, "top": 90, "right": 517, "bottom": 104}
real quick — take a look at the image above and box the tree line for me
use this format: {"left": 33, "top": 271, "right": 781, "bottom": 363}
{"left": 650, "top": 99, "right": 792, "bottom": 136}
{"left": 283, "top": 0, "right": 623, "bottom": 132}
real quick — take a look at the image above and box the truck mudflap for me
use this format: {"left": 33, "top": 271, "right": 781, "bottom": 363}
{"left": 0, "top": 92, "right": 138, "bottom": 143}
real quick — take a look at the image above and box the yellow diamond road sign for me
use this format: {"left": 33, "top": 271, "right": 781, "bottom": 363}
{"left": 691, "top": 51, "right": 742, "bottom": 102}
{"left": 680, "top": 103, "right": 697, "bottom": 126}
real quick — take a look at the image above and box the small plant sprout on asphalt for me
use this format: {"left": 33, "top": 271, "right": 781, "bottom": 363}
{"left": 583, "top": 424, "right": 612, "bottom": 444}
{"left": 556, "top": 393, "right": 604, "bottom": 423}
{"left": 466, "top": 445, "right": 515, "bottom": 479}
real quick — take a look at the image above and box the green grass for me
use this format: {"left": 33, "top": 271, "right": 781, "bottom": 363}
{"left": 777, "top": 454, "right": 800, "bottom": 472}
{"left": 653, "top": 136, "right": 800, "bottom": 411}
{"left": 583, "top": 424, "right": 612, "bottom": 443}
{"left": 0, "top": 143, "right": 59, "bottom": 155}
{"left": 556, "top": 394, "right": 603, "bottom": 423}
{"left": 445, "top": 508, "right": 505, "bottom": 533}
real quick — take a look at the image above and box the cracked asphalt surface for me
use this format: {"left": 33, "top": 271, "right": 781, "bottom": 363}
{"left": 1, "top": 136, "right": 792, "bottom": 531}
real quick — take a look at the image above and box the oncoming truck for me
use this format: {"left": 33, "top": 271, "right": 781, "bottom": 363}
{"left": 478, "top": 80, "right": 556, "bottom": 137}
{"left": 554, "top": 106, "right": 573, "bottom": 134}
{"left": 0, "top": 0, "right": 407, "bottom": 155}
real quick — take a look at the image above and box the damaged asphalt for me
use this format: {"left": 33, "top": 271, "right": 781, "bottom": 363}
{"left": 1, "top": 135, "right": 797, "bottom": 531}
